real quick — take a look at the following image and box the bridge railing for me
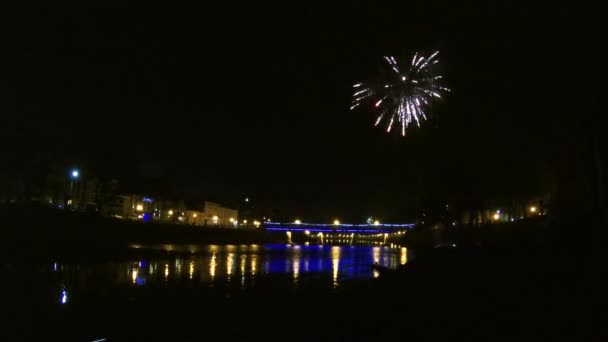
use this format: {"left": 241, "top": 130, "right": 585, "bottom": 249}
{"left": 263, "top": 222, "right": 415, "bottom": 234}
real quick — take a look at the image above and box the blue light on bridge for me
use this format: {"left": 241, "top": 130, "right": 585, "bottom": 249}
{"left": 264, "top": 221, "right": 414, "bottom": 232}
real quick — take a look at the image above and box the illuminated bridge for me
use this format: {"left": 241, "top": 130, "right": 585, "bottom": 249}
{"left": 264, "top": 222, "right": 415, "bottom": 244}
{"left": 264, "top": 222, "right": 415, "bottom": 234}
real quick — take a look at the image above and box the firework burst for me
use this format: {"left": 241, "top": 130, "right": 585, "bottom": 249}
{"left": 351, "top": 51, "right": 449, "bottom": 136}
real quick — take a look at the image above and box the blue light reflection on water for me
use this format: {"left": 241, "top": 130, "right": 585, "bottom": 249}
{"left": 47, "top": 244, "right": 409, "bottom": 303}
{"left": 124, "top": 244, "right": 408, "bottom": 287}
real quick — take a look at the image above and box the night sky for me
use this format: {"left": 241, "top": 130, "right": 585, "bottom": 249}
{"left": 1, "top": 5, "right": 600, "bottom": 221}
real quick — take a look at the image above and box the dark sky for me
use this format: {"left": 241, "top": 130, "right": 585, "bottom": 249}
{"left": 1, "top": 4, "right": 600, "bottom": 221}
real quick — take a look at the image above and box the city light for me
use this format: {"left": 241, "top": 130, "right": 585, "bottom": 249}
{"left": 304, "top": 230, "right": 310, "bottom": 235}
{"left": 229, "top": 218, "right": 234, "bottom": 223}
{"left": 243, "top": 219, "right": 247, "bottom": 224}
{"left": 333, "top": 219, "right": 340, "bottom": 225}
{"left": 212, "top": 216, "right": 219, "bottom": 223}
{"left": 168, "top": 210, "right": 174, "bottom": 216}
{"left": 530, "top": 206, "right": 537, "bottom": 213}
{"left": 253, "top": 220, "right": 261, "bottom": 227}
{"left": 294, "top": 219, "right": 301, "bottom": 224}
{"left": 374, "top": 220, "right": 380, "bottom": 226}
{"left": 245, "top": 197, "right": 249, "bottom": 202}
{"left": 493, "top": 213, "right": 500, "bottom": 220}
{"left": 136, "top": 204, "right": 143, "bottom": 212}
{"left": 193, "top": 213, "right": 197, "bottom": 218}
{"left": 70, "top": 169, "right": 79, "bottom": 179}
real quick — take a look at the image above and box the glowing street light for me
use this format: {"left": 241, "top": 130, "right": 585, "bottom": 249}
{"left": 333, "top": 219, "right": 340, "bottom": 225}
{"left": 70, "top": 169, "right": 79, "bottom": 179}
{"left": 193, "top": 213, "right": 197, "bottom": 218}
{"left": 493, "top": 213, "right": 500, "bottom": 221}
{"left": 374, "top": 220, "right": 380, "bottom": 226}
{"left": 294, "top": 219, "right": 301, "bottom": 224}
{"left": 229, "top": 218, "right": 235, "bottom": 223}
{"left": 529, "top": 206, "right": 537, "bottom": 213}
{"left": 168, "top": 210, "right": 174, "bottom": 216}
{"left": 136, "top": 204, "right": 144, "bottom": 212}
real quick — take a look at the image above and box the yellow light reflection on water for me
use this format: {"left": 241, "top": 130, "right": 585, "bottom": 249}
{"left": 189, "top": 261, "right": 194, "bottom": 279}
{"left": 251, "top": 254, "right": 257, "bottom": 277}
{"left": 400, "top": 247, "right": 408, "bottom": 265}
{"left": 240, "top": 254, "right": 247, "bottom": 287}
{"left": 293, "top": 252, "right": 300, "bottom": 284}
{"left": 164, "top": 264, "right": 169, "bottom": 279}
{"left": 373, "top": 269, "right": 380, "bottom": 278}
{"left": 131, "top": 268, "right": 138, "bottom": 284}
{"left": 209, "top": 253, "right": 217, "bottom": 281}
{"left": 331, "top": 246, "right": 341, "bottom": 288}
{"left": 226, "top": 253, "right": 235, "bottom": 280}
{"left": 373, "top": 246, "right": 381, "bottom": 264}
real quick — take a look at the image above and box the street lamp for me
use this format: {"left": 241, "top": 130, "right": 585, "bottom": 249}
{"left": 374, "top": 220, "right": 380, "bottom": 226}
{"left": 333, "top": 219, "right": 340, "bottom": 225}
{"left": 529, "top": 206, "right": 537, "bottom": 213}
{"left": 294, "top": 219, "right": 301, "bottom": 224}
{"left": 70, "top": 169, "right": 79, "bottom": 179}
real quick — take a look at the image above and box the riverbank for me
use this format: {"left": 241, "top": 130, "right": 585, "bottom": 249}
{"left": 0, "top": 206, "right": 281, "bottom": 260}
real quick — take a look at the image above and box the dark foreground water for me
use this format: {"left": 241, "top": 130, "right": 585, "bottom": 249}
{"left": 14, "top": 244, "right": 409, "bottom": 304}
{"left": 4, "top": 243, "right": 412, "bottom": 340}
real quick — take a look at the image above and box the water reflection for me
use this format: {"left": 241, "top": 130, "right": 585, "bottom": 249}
{"left": 60, "top": 289, "right": 68, "bottom": 304}
{"left": 43, "top": 244, "right": 409, "bottom": 301}
{"left": 209, "top": 253, "right": 217, "bottom": 281}
{"left": 400, "top": 247, "right": 407, "bottom": 265}
{"left": 331, "top": 246, "right": 341, "bottom": 288}
{"left": 226, "top": 253, "right": 234, "bottom": 281}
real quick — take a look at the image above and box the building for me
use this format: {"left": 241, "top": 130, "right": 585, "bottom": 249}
{"left": 113, "top": 194, "right": 155, "bottom": 220}
{"left": 201, "top": 201, "right": 238, "bottom": 227}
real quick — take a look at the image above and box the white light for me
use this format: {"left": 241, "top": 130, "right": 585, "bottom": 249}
{"left": 136, "top": 204, "right": 144, "bottom": 212}
{"left": 71, "top": 170, "right": 79, "bottom": 179}
{"left": 333, "top": 220, "right": 340, "bottom": 225}
{"left": 374, "top": 220, "right": 380, "bottom": 226}
{"left": 294, "top": 219, "right": 301, "bottom": 224}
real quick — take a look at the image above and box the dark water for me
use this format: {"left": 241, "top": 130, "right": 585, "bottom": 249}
{"left": 4, "top": 243, "right": 410, "bottom": 339}
{"left": 10, "top": 243, "right": 408, "bottom": 306}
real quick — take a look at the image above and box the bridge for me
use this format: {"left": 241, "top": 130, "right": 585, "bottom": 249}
{"left": 264, "top": 221, "right": 415, "bottom": 244}
{"left": 264, "top": 221, "right": 415, "bottom": 233}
